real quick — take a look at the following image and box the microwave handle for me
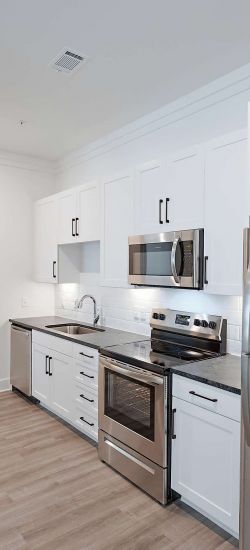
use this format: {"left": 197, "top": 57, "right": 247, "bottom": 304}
{"left": 171, "top": 237, "right": 181, "bottom": 284}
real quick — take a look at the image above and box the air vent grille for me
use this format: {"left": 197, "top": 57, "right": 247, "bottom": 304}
{"left": 50, "top": 50, "right": 87, "bottom": 74}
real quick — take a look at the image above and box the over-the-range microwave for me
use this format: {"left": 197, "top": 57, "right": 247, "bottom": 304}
{"left": 128, "top": 228, "right": 204, "bottom": 290}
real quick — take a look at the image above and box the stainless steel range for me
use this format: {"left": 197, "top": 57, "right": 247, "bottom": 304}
{"left": 98, "top": 309, "right": 227, "bottom": 504}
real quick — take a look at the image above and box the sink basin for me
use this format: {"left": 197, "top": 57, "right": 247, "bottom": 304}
{"left": 46, "top": 324, "right": 104, "bottom": 335}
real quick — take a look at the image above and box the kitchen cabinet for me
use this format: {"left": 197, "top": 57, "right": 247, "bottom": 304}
{"left": 32, "top": 340, "right": 73, "bottom": 421}
{"left": 204, "top": 131, "right": 248, "bottom": 295}
{"left": 171, "top": 375, "right": 240, "bottom": 537}
{"left": 34, "top": 196, "right": 58, "bottom": 283}
{"left": 32, "top": 332, "right": 98, "bottom": 441}
{"left": 134, "top": 149, "right": 204, "bottom": 235}
{"left": 101, "top": 172, "right": 133, "bottom": 287}
{"left": 32, "top": 343, "right": 51, "bottom": 404}
{"left": 57, "top": 188, "right": 76, "bottom": 244}
{"left": 57, "top": 182, "right": 100, "bottom": 245}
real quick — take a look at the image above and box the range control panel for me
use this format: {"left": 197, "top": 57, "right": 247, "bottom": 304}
{"left": 151, "top": 308, "right": 224, "bottom": 340}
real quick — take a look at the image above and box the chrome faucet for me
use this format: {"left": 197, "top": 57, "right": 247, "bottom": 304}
{"left": 76, "top": 294, "right": 100, "bottom": 326}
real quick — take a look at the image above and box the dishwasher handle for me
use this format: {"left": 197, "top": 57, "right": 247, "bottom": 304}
{"left": 11, "top": 325, "right": 31, "bottom": 337}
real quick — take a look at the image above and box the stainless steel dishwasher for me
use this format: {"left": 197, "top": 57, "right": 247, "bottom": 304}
{"left": 10, "top": 324, "right": 32, "bottom": 396}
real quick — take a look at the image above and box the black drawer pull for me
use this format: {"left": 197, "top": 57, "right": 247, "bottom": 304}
{"left": 189, "top": 390, "right": 218, "bottom": 403}
{"left": 159, "top": 199, "right": 163, "bottom": 224}
{"left": 45, "top": 355, "right": 49, "bottom": 375}
{"left": 79, "top": 352, "right": 94, "bottom": 359}
{"left": 172, "top": 408, "right": 176, "bottom": 440}
{"left": 72, "top": 218, "right": 76, "bottom": 237}
{"left": 80, "top": 394, "right": 94, "bottom": 403}
{"left": 80, "top": 416, "right": 94, "bottom": 427}
{"left": 80, "top": 371, "right": 94, "bottom": 379}
{"left": 204, "top": 256, "right": 208, "bottom": 285}
{"left": 52, "top": 261, "right": 56, "bottom": 279}
{"left": 76, "top": 217, "right": 79, "bottom": 236}
{"left": 48, "top": 356, "right": 52, "bottom": 376}
{"left": 165, "top": 197, "right": 170, "bottom": 223}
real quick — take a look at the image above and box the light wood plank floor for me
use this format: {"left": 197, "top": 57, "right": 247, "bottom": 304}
{"left": 0, "top": 392, "right": 239, "bottom": 550}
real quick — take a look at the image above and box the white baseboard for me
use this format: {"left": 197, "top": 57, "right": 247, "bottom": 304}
{"left": 0, "top": 378, "right": 11, "bottom": 392}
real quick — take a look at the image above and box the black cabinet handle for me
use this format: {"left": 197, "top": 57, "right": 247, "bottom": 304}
{"left": 159, "top": 199, "right": 163, "bottom": 224}
{"left": 48, "top": 356, "right": 52, "bottom": 376}
{"left": 45, "top": 355, "right": 49, "bottom": 375}
{"left": 80, "top": 394, "right": 94, "bottom": 403}
{"left": 189, "top": 390, "right": 218, "bottom": 403}
{"left": 80, "top": 371, "right": 94, "bottom": 379}
{"left": 79, "top": 351, "right": 94, "bottom": 359}
{"left": 80, "top": 416, "right": 94, "bottom": 427}
{"left": 52, "top": 261, "right": 56, "bottom": 279}
{"left": 165, "top": 198, "right": 170, "bottom": 223}
{"left": 72, "top": 218, "right": 76, "bottom": 237}
{"left": 204, "top": 256, "right": 208, "bottom": 285}
{"left": 75, "top": 218, "right": 79, "bottom": 237}
{"left": 171, "top": 408, "right": 176, "bottom": 439}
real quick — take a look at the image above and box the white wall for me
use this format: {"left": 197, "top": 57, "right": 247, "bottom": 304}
{"left": 54, "top": 64, "right": 250, "bottom": 356}
{"left": 1, "top": 154, "right": 57, "bottom": 390}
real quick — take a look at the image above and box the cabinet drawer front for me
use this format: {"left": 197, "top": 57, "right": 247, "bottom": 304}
{"left": 32, "top": 331, "right": 73, "bottom": 357}
{"left": 73, "top": 343, "right": 98, "bottom": 368}
{"left": 172, "top": 375, "right": 240, "bottom": 422}
{"left": 74, "top": 360, "right": 98, "bottom": 389}
{"left": 73, "top": 382, "right": 98, "bottom": 414}
{"left": 73, "top": 404, "right": 98, "bottom": 441}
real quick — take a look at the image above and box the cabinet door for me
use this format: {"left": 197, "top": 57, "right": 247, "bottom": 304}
{"left": 134, "top": 161, "right": 168, "bottom": 235}
{"left": 57, "top": 189, "right": 77, "bottom": 244}
{"left": 101, "top": 172, "right": 133, "bottom": 286}
{"left": 166, "top": 150, "right": 204, "bottom": 231}
{"left": 171, "top": 396, "right": 240, "bottom": 537}
{"left": 32, "top": 344, "right": 50, "bottom": 404}
{"left": 204, "top": 133, "right": 248, "bottom": 295}
{"left": 77, "top": 182, "right": 100, "bottom": 242}
{"left": 34, "top": 197, "right": 57, "bottom": 283}
{"left": 134, "top": 151, "right": 204, "bottom": 235}
{"left": 49, "top": 351, "right": 73, "bottom": 420}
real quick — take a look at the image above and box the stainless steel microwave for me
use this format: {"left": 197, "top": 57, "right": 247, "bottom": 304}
{"left": 128, "top": 229, "right": 204, "bottom": 289}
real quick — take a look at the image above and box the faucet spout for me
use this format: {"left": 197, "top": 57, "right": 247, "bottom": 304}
{"left": 76, "top": 294, "right": 99, "bottom": 326}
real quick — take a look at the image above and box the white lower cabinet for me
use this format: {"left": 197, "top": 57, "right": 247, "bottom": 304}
{"left": 32, "top": 343, "right": 72, "bottom": 421}
{"left": 32, "top": 332, "right": 98, "bottom": 442}
{"left": 171, "top": 375, "right": 240, "bottom": 537}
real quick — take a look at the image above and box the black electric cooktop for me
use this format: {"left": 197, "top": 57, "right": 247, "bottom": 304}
{"left": 101, "top": 339, "right": 218, "bottom": 375}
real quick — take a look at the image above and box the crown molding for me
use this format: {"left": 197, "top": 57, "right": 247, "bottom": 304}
{"left": 0, "top": 150, "right": 56, "bottom": 173}
{"left": 56, "top": 62, "right": 250, "bottom": 173}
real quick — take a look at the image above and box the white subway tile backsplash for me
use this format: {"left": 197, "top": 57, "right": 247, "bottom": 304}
{"left": 56, "top": 282, "right": 242, "bottom": 356}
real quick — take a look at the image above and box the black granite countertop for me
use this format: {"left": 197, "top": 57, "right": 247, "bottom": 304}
{"left": 9, "top": 316, "right": 241, "bottom": 395}
{"left": 9, "top": 316, "right": 148, "bottom": 350}
{"left": 171, "top": 354, "right": 241, "bottom": 395}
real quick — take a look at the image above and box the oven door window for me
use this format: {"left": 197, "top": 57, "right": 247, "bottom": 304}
{"left": 104, "top": 370, "right": 155, "bottom": 441}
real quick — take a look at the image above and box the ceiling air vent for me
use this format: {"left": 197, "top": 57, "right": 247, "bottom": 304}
{"left": 50, "top": 49, "right": 87, "bottom": 74}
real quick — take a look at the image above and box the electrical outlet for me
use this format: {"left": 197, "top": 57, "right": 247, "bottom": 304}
{"left": 21, "top": 296, "right": 29, "bottom": 308}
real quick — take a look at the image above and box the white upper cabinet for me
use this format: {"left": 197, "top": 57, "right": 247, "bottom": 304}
{"left": 166, "top": 149, "right": 204, "bottom": 231}
{"left": 34, "top": 195, "right": 58, "bottom": 283}
{"left": 57, "top": 182, "right": 100, "bottom": 245}
{"left": 204, "top": 132, "right": 248, "bottom": 295}
{"left": 101, "top": 172, "right": 133, "bottom": 286}
{"left": 77, "top": 182, "right": 100, "bottom": 242}
{"left": 57, "top": 189, "right": 77, "bottom": 244}
{"left": 134, "top": 149, "right": 204, "bottom": 235}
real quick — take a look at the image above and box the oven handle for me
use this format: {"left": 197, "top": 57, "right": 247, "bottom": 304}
{"left": 171, "top": 236, "right": 181, "bottom": 285}
{"left": 100, "top": 357, "right": 163, "bottom": 386}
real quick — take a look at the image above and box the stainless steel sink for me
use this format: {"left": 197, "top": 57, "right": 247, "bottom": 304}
{"left": 46, "top": 324, "right": 104, "bottom": 335}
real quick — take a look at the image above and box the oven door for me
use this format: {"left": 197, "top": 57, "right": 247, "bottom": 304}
{"left": 128, "top": 229, "right": 203, "bottom": 289}
{"left": 99, "top": 356, "right": 167, "bottom": 467}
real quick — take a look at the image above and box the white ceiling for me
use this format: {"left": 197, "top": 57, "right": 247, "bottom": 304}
{"left": 1, "top": 0, "right": 250, "bottom": 160}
